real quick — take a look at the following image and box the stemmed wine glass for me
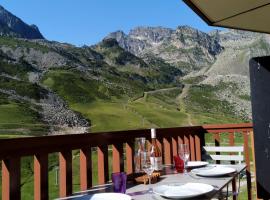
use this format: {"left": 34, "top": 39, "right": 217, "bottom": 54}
{"left": 141, "top": 151, "right": 154, "bottom": 193}
{"left": 179, "top": 143, "right": 190, "bottom": 174}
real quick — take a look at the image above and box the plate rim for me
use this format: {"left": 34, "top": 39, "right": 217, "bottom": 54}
{"left": 153, "top": 182, "right": 214, "bottom": 198}
{"left": 90, "top": 192, "right": 132, "bottom": 200}
{"left": 191, "top": 166, "right": 236, "bottom": 177}
{"left": 186, "top": 161, "right": 209, "bottom": 168}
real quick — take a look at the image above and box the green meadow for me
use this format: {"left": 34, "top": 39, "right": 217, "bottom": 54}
{"left": 0, "top": 69, "right": 249, "bottom": 199}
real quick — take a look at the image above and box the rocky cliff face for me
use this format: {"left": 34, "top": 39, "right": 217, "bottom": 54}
{"left": 106, "top": 26, "right": 223, "bottom": 73}
{"left": 0, "top": 5, "right": 44, "bottom": 39}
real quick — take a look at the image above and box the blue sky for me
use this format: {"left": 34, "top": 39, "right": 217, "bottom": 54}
{"left": 1, "top": 0, "right": 219, "bottom": 46}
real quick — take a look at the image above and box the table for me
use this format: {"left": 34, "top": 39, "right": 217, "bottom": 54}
{"left": 58, "top": 164, "right": 246, "bottom": 200}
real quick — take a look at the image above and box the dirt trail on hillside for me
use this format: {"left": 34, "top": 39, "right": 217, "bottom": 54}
{"left": 130, "top": 85, "right": 194, "bottom": 126}
{"left": 177, "top": 84, "right": 193, "bottom": 126}
{"left": 132, "top": 87, "right": 182, "bottom": 102}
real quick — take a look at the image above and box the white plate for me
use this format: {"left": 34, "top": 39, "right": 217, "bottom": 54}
{"left": 153, "top": 183, "right": 214, "bottom": 199}
{"left": 191, "top": 166, "right": 236, "bottom": 177}
{"left": 186, "top": 161, "right": 209, "bottom": 168}
{"left": 89, "top": 193, "right": 131, "bottom": 200}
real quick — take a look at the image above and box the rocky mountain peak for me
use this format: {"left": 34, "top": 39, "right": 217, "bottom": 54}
{"left": 129, "top": 26, "right": 173, "bottom": 43}
{"left": 106, "top": 25, "right": 224, "bottom": 72}
{"left": 99, "top": 38, "right": 121, "bottom": 49}
{"left": 176, "top": 25, "right": 199, "bottom": 34}
{"left": 0, "top": 5, "right": 44, "bottom": 39}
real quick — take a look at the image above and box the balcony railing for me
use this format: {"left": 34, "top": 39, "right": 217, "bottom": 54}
{"left": 0, "top": 123, "right": 253, "bottom": 200}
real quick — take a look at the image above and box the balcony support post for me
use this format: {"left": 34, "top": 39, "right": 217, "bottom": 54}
{"left": 189, "top": 134, "right": 195, "bottom": 161}
{"left": 2, "top": 157, "right": 21, "bottom": 200}
{"left": 244, "top": 131, "right": 252, "bottom": 200}
{"left": 80, "top": 147, "right": 92, "bottom": 191}
{"left": 97, "top": 145, "right": 108, "bottom": 184}
{"left": 34, "top": 153, "right": 48, "bottom": 200}
{"left": 59, "top": 151, "right": 72, "bottom": 198}
{"left": 126, "top": 141, "right": 134, "bottom": 174}
{"left": 112, "top": 143, "right": 124, "bottom": 173}
{"left": 195, "top": 134, "right": 202, "bottom": 161}
{"left": 163, "top": 138, "right": 172, "bottom": 165}
{"left": 172, "top": 136, "right": 178, "bottom": 157}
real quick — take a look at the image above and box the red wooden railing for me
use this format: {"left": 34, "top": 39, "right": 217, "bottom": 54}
{"left": 0, "top": 123, "right": 253, "bottom": 200}
{"left": 203, "top": 123, "right": 254, "bottom": 200}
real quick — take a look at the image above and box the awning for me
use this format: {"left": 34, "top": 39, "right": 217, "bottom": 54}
{"left": 183, "top": 0, "right": 270, "bottom": 34}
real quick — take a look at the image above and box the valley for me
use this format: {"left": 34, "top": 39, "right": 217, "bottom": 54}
{"left": 0, "top": 5, "right": 268, "bottom": 137}
{"left": 0, "top": 4, "right": 267, "bottom": 199}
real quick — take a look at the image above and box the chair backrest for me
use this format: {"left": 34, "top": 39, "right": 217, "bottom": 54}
{"left": 203, "top": 146, "right": 244, "bottom": 164}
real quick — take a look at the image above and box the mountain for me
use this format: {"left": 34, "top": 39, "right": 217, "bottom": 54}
{"left": 0, "top": 5, "right": 270, "bottom": 136}
{"left": 0, "top": 34, "right": 184, "bottom": 135}
{"left": 107, "top": 26, "right": 270, "bottom": 120}
{"left": 0, "top": 5, "right": 44, "bottom": 39}
{"left": 106, "top": 26, "right": 223, "bottom": 73}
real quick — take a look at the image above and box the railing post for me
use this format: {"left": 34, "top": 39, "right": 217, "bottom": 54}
{"left": 97, "top": 145, "right": 109, "bottom": 184}
{"left": 126, "top": 141, "right": 134, "bottom": 174}
{"left": 163, "top": 137, "right": 172, "bottom": 165}
{"left": 214, "top": 133, "right": 221, "bottom": 164}
{"left": 244, "top": 131, "right": 252, "bottom": 200}
{"left": 34, "top": 154, "right": 48, "bottom": 200}
{"left": 228, "top": 131, "right": 237, "bottom": 200}
{"left": 2, "top": 157, "right": 21, "bottom": 200}
{"left": 156, "top": 139, "right": 163, "bottom": 163}
{"left": 189, "top": 134, "right": 195, "bottom": 161}
{"left": 195, "top": 134, "right": 202, "bottom": 161}
{"left": 172, "top": 136, "right": 178, "bottom": 157}
{"left": 59, "top": 151, "right": 72, "bottom": 198}
{"left": 250, "top": 131, "right": 258, "bottom": 199}
{"left": 178, "top": 136, "right": 184, "bottom": 145}
{"left": 112, "top": 143, "right": 124, "bottom": 173}
{"left": 80, "top": 147, "right": 92, "bottom": 191}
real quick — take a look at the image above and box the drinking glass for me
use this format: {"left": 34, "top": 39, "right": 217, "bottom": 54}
{"left": 179, "top": 143, "right": 190, "bottom": 174}
{"left": 141, "top": 151, "right": 154, "bottom": 193}
{"left": 111, "top": 172, "right": 127, "bottom": 193}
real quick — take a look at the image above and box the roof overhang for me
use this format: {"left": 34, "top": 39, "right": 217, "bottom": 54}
{"left": 183, "top": 0, "right": 270, "bottom": 34}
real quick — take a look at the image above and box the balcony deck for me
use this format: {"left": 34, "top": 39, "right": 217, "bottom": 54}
{"left": 0, "top": 123, "right": 254, "bottom": 200}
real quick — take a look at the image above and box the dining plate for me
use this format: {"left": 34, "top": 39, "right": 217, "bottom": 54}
{"left": 88, "top": 193, "right": 131, "bottom": 200}
{"left": 191, "top": 166, "right": 236, "bottom": 177}
{"left": 153, "top": 183, "right": 214, "bottom": 199}
{"left": 186, "top": 161, "right": 209, "bottom": 168}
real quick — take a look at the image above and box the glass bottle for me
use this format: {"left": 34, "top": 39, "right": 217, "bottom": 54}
{"left": 150, "top": 128, "right": 162, "bottom": 171}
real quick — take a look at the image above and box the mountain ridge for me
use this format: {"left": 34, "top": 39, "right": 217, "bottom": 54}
{"left": 0, "top": 5, "right": 270, "bottom": 135}
{"left": 0, "top": 5, "right": 44, "bottom": 39}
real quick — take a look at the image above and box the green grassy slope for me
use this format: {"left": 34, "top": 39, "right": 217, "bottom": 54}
{"left": 185, "top": 84, "right": 243, "bottom": 125}
{"left": 0, "top": 94, "right": 48, "bottom": 136}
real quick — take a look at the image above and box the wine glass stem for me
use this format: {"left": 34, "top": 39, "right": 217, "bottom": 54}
{"left": 184, "top": 160, "right": 187, "bottom": 174}
{"left": 148, "top": 175, "right": 152, "bottom": 193}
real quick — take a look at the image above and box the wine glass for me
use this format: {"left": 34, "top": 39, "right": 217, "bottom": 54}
{"left": 134, "top": 137, "right": 146, "bottom": 173}
{"left": 179, "top": 143, "right": 190, "bottom": 174}
{"left": 141, "top": 151, "right": 154, "bottom": 193}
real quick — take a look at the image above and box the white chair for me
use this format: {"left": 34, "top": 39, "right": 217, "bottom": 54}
{"left": 203, "top": 146, "right": 245, "bottom": 200}
{"left": 203, "top": 146, "right": 244, "bottom": 164}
